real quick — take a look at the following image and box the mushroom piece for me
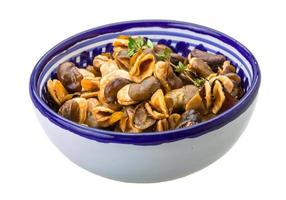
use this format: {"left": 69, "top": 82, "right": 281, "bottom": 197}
{"left": 58, "top": 97, "right": 87, "bottom": 124}
{"left": 177, "top": 109, "right": 201, "bottom": 128}
{"left": 117, "top": 84, "right": 138, "bottom": 106}
{"left": 98, "top": 69, "right": 131, "bottom": 104}
{"left": 188, "top": 57, "right": 214, "bottom": 78}
{"left": 128, "top": 76, "right": 161, "bottom": 101}
{"left": 154, "top": 61, "right": 183, "bottom": 92}
{"left": 133, "top": 103, "right": 156, "bottom": 130}
{"left": 113, "top": 48, "right": 130, "bottom": 71}
{"left": 119, "top": 107, "right": 142, "bottom": 133}
{"left": 47, "top": 79, "right": 72, "bottom": 105}
{"left": 191, "top": 49, "right": 226, "bottom": 66}
{"left": 129, "top": 51, "right": 155, "bottom": 83}
{"left": 165, "top": 85, "right": 198, "bottom": 112}
{"left": 57, "top": 62, "right": 83, "bottom": 92}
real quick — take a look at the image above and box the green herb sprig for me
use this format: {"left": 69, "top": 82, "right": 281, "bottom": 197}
{"left": 146, "top": 39, "right": 154, "bottom": 49}
{"left": 174, "top": 61, "right": 187, "bottom": 73}
{"left": 172, "top": 61, "right": 205, "bottom": 87}
{"left": 156, "top": 48, "right": 172, "bottom": 61}
{"left": 192, "top": 77, "right": 205, "bottom": 87}
{"left": 127, "top": 37, "right": 153, "bottom": 57}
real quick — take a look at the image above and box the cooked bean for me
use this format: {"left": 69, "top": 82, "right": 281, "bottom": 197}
{"left": 57, "top": 62, "right": 83, "bottom": 92}
{"left": 191, "top": 49, "right": 226, "bottom": 66}
{"left": 133, "top": 103, "right": 156, "bottom": 130}
{"left": 46, "top": 35, "right": 244, "bottom": 133}
{"left": 128, "top": 76, "right": 161, "bottom": 101}
{"left": 104, "top": 78, "right": 131, "bottom": 103}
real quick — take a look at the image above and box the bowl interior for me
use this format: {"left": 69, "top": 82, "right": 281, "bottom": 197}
{"left": 39, "top": 26, "right": 253, "bottom": 108}
{"left": 30, "top": 20, "right": 260, "bottom": 144}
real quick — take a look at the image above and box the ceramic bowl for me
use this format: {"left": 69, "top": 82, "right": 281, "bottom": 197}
{"left": 29, "top": 20, "right": 261, "bottom": 183}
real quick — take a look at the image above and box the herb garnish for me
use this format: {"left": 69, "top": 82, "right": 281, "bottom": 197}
{"left": 157, "top": 48, "right": 172, "bottom": 61}
{"left": 174, "top": 61, "right": 187, "bottom": 73}
{"left": 127, "top": 37, "right": 153, "bottom": 57}
{"left": 146, "top": 39, "right": 154, "bottom": 49}
{"left": 192, "top": 77, "right": 205, "bottom": 87}
{"left": 172, "top": 61, "right": 205, "bottom": 87}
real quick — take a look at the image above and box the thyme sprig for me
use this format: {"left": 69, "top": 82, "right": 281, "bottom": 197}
{"left": 171, "top": 61, "right": 205, "bottom": 87}
{"left": 127, "top": 37, "right": 153, "bottom": 57}
{"left": 156, "top": 48, "right": 172, "bottom": 61}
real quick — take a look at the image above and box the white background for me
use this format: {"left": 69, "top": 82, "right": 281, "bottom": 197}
{"left": 0, "top": 0, "right": 285, "bottom": 199}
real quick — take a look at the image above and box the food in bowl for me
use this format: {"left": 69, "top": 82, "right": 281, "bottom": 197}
{"left": 30, "top": 20, "right": 260, "bottom": 182}
{"left": 46, "top": 35, "right": 244, "bottom": 133}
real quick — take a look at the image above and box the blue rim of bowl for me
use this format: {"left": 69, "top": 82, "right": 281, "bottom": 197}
{"left": 29, "top": 20, "right": 261, "bottom": 145}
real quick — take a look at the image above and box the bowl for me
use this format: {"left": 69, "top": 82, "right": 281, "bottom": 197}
{"left": 29, "top": 20, "right": 261, "bottom": 183}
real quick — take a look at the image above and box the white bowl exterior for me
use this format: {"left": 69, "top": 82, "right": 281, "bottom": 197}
{"left": 34, "top": 99, "right": 256, "bottom": 183}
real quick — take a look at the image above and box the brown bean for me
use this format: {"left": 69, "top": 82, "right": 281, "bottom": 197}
{"left": 128, "top": 76, "right": 161, "bottom": 101}
{"left": 58, "top": 99, "right": 80, "bottom": 123}
{"left": 177, "top": 109, "right": 201, "bottom": 128}
{"left": 189, "top": 58, "right": 214, "bottom": 78}
{"left": 191, "top": 49, "right": 226, "bottom": 66}
{"left": 170, "top": 53, "right": 187, "bottom": 65}
{"left": 114, "top": 49, "right": 130, "bottom": 70}
{"left": 155, "top": 61, "right": 183, "bottom": 92}
{"left": 104, "top": 78, "right": 131, "bottom": 103}
{"left": 133, "top": 104, "right": 156, "bottom": 130}
{"left": 57, "top": 62, "right": 83, "bottom": 92}
{"left": 165, "top": 85, "right": 198, "bottom": 112}
{"left": 153, "top": 44, "right": 172, "bottom": 54}
{"left": 165, "top": 66, "right": 183, "bottom": 90}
